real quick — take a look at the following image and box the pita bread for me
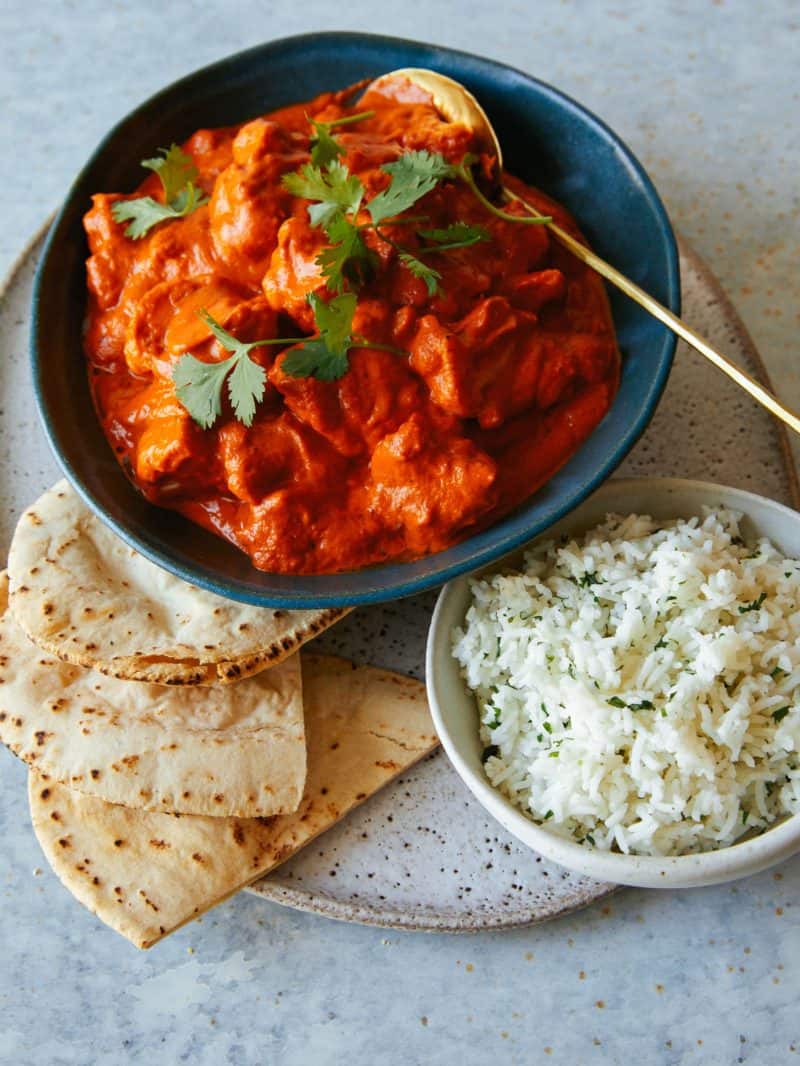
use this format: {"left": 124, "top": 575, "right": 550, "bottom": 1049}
{"left": 28, "top": 655, "right": 438, "bottom": 948}
{"left": 8, "top": 481, "right": 346, "bottom": 685}
{"left": 0, "top": 572, "right": 305, "bottom": 817}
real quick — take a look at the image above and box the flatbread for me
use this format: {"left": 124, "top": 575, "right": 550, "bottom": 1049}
{"left": 8, "top": 481, "right": 346, "bottom": 685}
{"left": 29, "top": 654, "right": 438, "bottom": 948}
{"left": 0, "top": 572, "right": 305, "bottom": 817}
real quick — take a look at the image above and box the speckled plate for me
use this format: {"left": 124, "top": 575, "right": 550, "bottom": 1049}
{"left": 0, "top": 227, "right": 796, "bottom": 931}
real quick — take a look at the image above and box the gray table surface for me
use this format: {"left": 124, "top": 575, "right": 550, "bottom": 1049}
{"left": 1, "top": 2, "right": 799, "bottom": 1063}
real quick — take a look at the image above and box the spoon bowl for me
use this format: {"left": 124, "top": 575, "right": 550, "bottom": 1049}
{"left": 365, "top": 67, "right": 503, "bottom": 166}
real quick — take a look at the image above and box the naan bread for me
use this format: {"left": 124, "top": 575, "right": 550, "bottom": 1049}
{"left": 8, "top": 482, "right": 346, "bottom": 685}
{"left": 29, "top": 655, "right": 438, "bottom": 948}
{"left": 0, "top": 572, "right": 305, "bottom": 817}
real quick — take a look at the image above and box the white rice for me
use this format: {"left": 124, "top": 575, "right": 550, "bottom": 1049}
{"left": 452, "top": 508, "right": 800, "bottom": 856}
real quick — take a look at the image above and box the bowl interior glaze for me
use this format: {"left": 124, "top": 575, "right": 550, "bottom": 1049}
{"left": 32, "top": 32, "right": 679, "bottom": 606}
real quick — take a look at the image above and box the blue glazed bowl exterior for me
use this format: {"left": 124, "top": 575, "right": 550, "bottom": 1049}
{"left": 31, "top": 32, "right": 679, "bottom": 607}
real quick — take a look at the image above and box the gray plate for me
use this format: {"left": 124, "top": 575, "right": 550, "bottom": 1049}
{"left": 0, "top": 227, "right": 796, "bottom": 931}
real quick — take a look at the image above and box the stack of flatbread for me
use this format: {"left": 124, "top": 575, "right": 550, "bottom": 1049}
{"left": 0, "top": 482, "right": 438, "bottom": 947}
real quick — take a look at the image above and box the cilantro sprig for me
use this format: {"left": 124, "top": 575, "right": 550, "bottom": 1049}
{"left": 171, "top": 113, "right": 559, "bottom": 421}
{"left": 277, "top": 292, "right": 406, "bottom": 381}
{"left": 283, "top": 159, "right": 364, "bottom": 229}
{"left": 316, "top": 215, "right": 379, "bottom": 294}
{"left": 173, "top": 311, "right": 303, "bottom": 429}
{"left": 111, "top": 145, "right": 209, "bottom": 239}
{"left": 366, "top": 150, "right": 455, "bottom": 225}
{"left": 283, "top": 118, "right": 549, "bottom": 299}
{"left": 280, "top": 293, "right": 356, "bottom": 381}
{"left": 172, "top": 293, "right": 399, "bottom": 427}
{"left": 142, "top": 146, "right": 198, "bottom": 201}
{"left": 282, "top": 148, "right": 468, "bottom": 295}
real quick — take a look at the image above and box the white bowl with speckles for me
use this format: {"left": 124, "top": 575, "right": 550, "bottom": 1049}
{"left": 427, "top": 477, "right": 800, "bottom": 889}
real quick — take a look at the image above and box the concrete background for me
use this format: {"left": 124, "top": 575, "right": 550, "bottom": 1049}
{"left": 1, "top": 2, "right": 798, "bottom": 1063}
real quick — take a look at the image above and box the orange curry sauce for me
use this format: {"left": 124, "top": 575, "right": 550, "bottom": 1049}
{"left": 83, "top": 80, "right": 620, "bottom": 574}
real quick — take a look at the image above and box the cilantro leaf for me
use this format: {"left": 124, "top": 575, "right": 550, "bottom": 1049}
{"left": 309, "top": 291, "right": 356, "bottom": 352}
{"left": 418, "top": 222, "right": 490, "bottom": 249}
{"left": 368, "top": 150, "right": 456, "bottom": 225}
{"left": 172, "top": 311, "right": 301, "bottom": 429}
{"left": 280, "top": 338, "right": 350, "bottom": 382}
{"left": 317, "top": 215, "right": 378, "bottom": 293}
{"left": 398, "top": 251, "right": 441, "bottom": 296}
{"left": 169, "top": 184, "right": 207, "bottom": 216}
{"left": 280, "top": 292, "right": 356, "bottom": 381}
{"left": 227, "top": 348, "right": 267, "bottom": 425}
{"left": 309, "top": 122, "right": 345, "bottom": 168}
{"left": 193, "top": 311, "right": 268, "bottom": 428}
{"left": 282, "top": 160, "right": 364, "bottom": 228}
{"left": 282, "top": 158, "right": 373, "bottom": 292}
{"left": 111, "top": 197, "right": 188, "bottom": 240}
{"left": 173, "top": 354, "right": 235, "bottom": 430}
{"left": 141, "top": 144, "right": 199, "bottom": 202}
{"left": 111, "top": 145, "right": 208, "bottom": 239}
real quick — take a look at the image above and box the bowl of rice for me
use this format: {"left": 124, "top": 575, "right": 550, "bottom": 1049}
{"left": 427, "top": 477, "right": 800, "bottom": 887}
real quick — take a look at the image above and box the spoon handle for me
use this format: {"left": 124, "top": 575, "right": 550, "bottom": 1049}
{"left": 508, "top": 187, "right": 800, "bottom": 437}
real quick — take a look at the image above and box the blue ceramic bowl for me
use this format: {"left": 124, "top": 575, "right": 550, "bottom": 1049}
{"left": 31, "top": 32, "right": 679, "bottom": 607}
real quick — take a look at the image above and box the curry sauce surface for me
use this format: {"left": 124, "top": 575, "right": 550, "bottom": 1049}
{"left": 84, "top": 82, "right": 619, "bottom": 573}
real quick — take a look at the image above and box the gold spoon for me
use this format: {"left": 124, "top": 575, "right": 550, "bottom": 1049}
{"left": 365, "top": 68, "right": 800, "bottom": 437}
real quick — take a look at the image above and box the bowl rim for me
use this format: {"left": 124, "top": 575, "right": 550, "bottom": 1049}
{"left": 426, "top": 475, "right": 800, "bottom": 888}
{"left": 31, "top": 31, "right": 680, "bottom": 608}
